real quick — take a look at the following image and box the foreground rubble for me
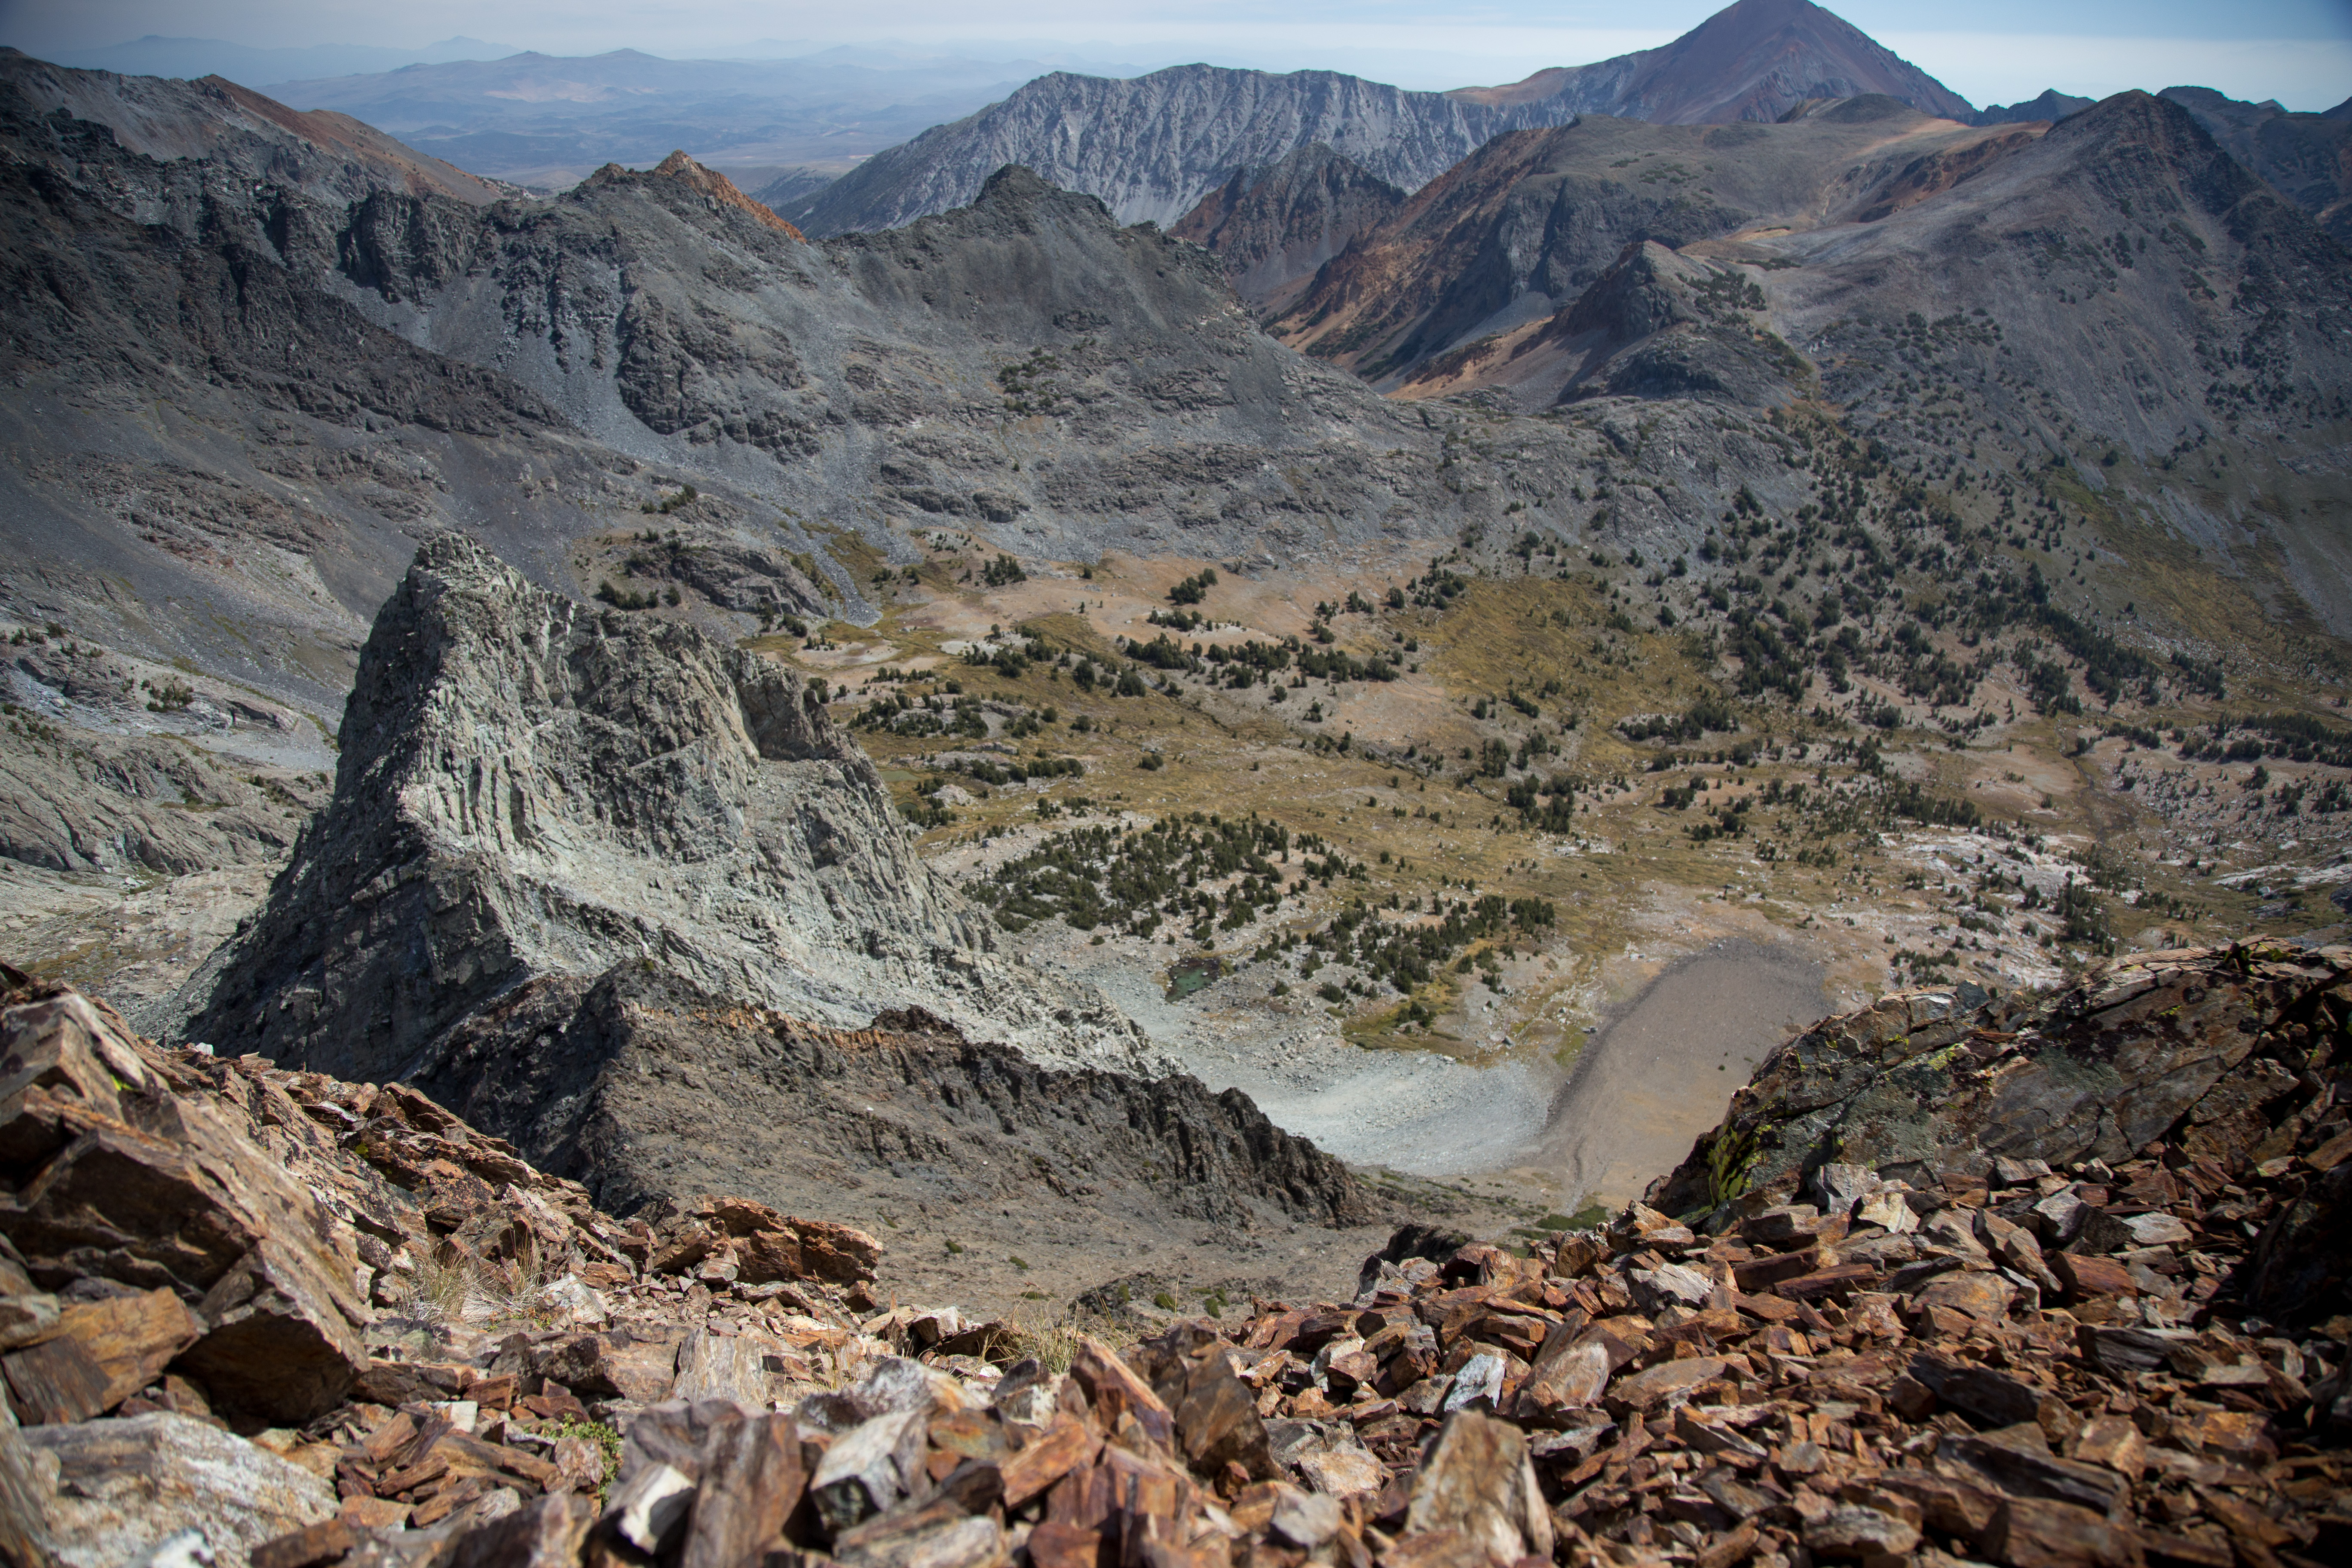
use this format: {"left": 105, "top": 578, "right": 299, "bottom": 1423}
{"left": 3, "top": 944, "right": 2349, "bottom": 1568}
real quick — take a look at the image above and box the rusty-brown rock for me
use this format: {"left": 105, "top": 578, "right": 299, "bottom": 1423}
{"left": 0, "top": 1287, "right": 199, "bottom": 1425}
{"left": 536, "top": 1331, "right": 680, "bottom": 1405}
{"left": 1069, "top": 1334, "right": 1174, "bottom": 1449}
{"left": 679, "top": 1413, "right": 803, "bottom": 1568}
{"left": 1607, "top": 1355, "right": 1730, "bottom": 1414}
{"left": 1403, "top": 1410, "right": 1552, "bottom": 1564}
{"left": 447, "top": 1494, "right": 594, "bottom": 1568}
{"left": 0, "top": 985, "right": 369, "bottom": 1426}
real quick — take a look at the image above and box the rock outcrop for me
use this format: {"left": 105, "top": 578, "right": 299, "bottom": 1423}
{"left": 405, "top": 962, "right": 1369, "bottom": 1261}
{"left": 1, "top": 967, "right": 374, "bottom": 1428}
{"left": 185, "top": 534, "right": 1150, "bottom": 1080}
{"left": 1649, "top": 945, "right": 2349, "bottom": 1236}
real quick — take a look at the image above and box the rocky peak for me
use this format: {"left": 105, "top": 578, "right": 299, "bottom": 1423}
{"left": 1454, "top": 0, "right": 1975, "bottom": 127}
{"left": 184, "top": 534, "right": 1151, "bottom": 1084}
{"left": 646, "top": 150, "right": 806, "bottom": 239}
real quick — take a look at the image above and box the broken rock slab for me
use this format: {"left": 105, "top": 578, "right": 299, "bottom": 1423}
{"left": 1649, "top": 946, "right": 2352, "bottom": 1216}
{"left": 1403, "top": 1410, "right": 1553, "bottom": 1564}
{"left": 23, "top": 1411, "right": 337, "bottom": 1568}
{"left": 0, "top": 980, "right": 371, "bottom": 1427}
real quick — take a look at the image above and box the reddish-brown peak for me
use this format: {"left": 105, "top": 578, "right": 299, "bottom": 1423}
{"left": 1449, "top": 66, "right": 1575, "bottom": 110}
{"left": 652, "top": 149, "right": 806, "bottom": 239}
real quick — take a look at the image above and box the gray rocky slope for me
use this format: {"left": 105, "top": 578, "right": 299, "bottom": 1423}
{"left": 1975, "top": 85, "right": 2352, "bottom": 247}
{"left": 184, "top": 534, "right": 1153, "bottom": 1082}
{"left": 1271, "top": 92, "right": 2352, "bottom": 632}
{"left": 408, "top": 962, "right": 1381, "bottom": 1303}
{"left": 0, "top": 47, "right": 517, "bottom": 208}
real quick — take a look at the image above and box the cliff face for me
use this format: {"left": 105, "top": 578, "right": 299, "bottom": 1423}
{"left": 784, "top": 64, "right": 1538, "bottom": 237}
{"left": 185, "top": 535, "right": 1152, "bottom": 1082}
{"left": 1169, "top": 144, "right": 1409, "bottom": 312}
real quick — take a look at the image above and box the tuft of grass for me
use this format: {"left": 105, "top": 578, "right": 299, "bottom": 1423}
{"left": 396, "top": 1243, "right": 475, "bottom": 1327}
{"left": 1004, "top": 1321, "right": 1084, "bottom": 1374}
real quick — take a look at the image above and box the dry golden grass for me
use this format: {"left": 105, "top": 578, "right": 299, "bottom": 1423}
{"left": 747, "top": 521, "right": 2331, "bottom": 1084}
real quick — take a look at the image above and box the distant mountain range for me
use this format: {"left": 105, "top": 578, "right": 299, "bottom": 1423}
{"left": 43, "top": 34, "right": 520, "bottom": 84}
{"left": 242, "top": 48, "right": 1056, "bottom": 190}
{"left": 0, "top": 47, "right": 516, "bottom": 207}
{"left": 780, "top": 66, "right": 1555, "bottom": 235}
{"left": 785, "top": 0, "right": 1977, "bottom": 235}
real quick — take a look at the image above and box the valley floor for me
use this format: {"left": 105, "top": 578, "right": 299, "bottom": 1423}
{"left": 8, "top": 466, "right": 2349, "bottom": 1308}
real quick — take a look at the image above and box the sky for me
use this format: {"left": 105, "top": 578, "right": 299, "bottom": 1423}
{"left": 3, "top": 0, "right": 2348, "bottom": 110}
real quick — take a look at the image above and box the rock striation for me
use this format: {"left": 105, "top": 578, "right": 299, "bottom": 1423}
{"left": 185, "top": 533, "right": 1150, "bottom": 1080}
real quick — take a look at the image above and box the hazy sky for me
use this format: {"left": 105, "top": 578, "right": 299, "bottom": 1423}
{"left": 3, "top": 0, "right": 2348, "bottom": 109}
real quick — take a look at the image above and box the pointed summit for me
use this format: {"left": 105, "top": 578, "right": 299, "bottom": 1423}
{"left": 1452, "top": 0, "right": 1975, "bottom": 126}
{"left": 652, "top": 149, "right": 805, "bottom": 239}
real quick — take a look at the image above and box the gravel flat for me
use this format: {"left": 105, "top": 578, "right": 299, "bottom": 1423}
{"left": 1537, "top": 941, "right": 1830, "bottom": 1209}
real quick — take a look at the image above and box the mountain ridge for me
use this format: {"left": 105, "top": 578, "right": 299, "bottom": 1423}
{"left": 786, "top": 0, "right": 1974, "bottom": 237}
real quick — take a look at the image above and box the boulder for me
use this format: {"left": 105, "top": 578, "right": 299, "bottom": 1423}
{"left": 0, "top": 984, "right": 368, "bottom": 1425}
{"left": 1403, "top": 1411, "right": 1552, "bottom": 1564}
{"left": 811, "top": 1408, "right": 930, "bottom": 1533}
{"left": 671, "top": 1328, "right": 781, "bottom": 1408}
{"left": 22, "top": 1412, "right": 337, "bottom": 1568}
